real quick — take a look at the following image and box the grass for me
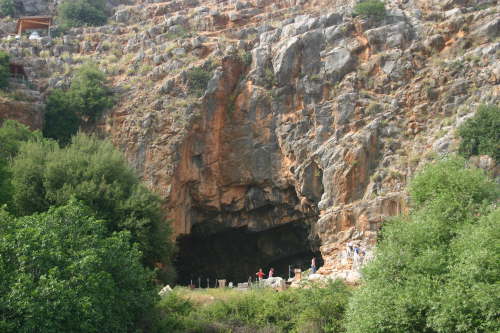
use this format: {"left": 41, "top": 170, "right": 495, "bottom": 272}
{"left": 155, "top": 280, "right": 352, "bottom": 333}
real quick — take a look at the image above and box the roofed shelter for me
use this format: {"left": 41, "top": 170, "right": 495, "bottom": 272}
{"left": 16, "top": 16, "right": 52, "bottom": 36}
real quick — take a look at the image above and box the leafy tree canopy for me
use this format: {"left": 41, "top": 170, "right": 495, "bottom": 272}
{"left": 43, "top": 64, "right": 113, "bottom": 144}
{"left": 458, "top": 104, "right": 500, "bottom": 161}
{"left": 0, "top": 120, "right": 41, "bottom": 205}
{"left": 345, "top": 157, "right": 499, "bottom": 333}
{"left": 0, "top": 201, "right": 158, "bottom": 333}
{"left": 0, "top": 0, "right": 14, "bottom": 18}
{"left": 9, "top": 133, "right": 173, "bottom": 271}
{"left": 353, "top": 0, "right": 386, "bottom": 19}
{"left": 58, "top": 0, "right": 107, "bottom": 28}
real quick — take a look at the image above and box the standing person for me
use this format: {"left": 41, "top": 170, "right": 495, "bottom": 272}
{"left": 256, "top": 268, "right": 265, "bottom": 281}
{"left": 268, "top": 268, "right": 274, "bottom": 278}
{"left": 311, "top": 257, "right": 317, "bottom": 274}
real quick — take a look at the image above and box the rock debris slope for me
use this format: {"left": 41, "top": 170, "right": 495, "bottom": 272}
{"left": 1, "top": 0, "right": 498, "bottom": 280}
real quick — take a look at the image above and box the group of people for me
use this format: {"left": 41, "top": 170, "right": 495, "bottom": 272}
{"left": 255, "top": 256, "right": 318, "bottom": 281}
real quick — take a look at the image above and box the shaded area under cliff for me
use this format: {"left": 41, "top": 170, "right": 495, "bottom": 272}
{"left": 174, "top": 220, "right": 322, "bottom": 285}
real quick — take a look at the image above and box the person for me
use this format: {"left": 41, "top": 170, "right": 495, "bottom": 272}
{"left": 311, "top": 257, "right": 317, "bottom": 274}
{"left": 256, "top": 268, "right": 265, "bottom": 281}
{"left": 268, "top": 268, "right": 274, "bottom": 278}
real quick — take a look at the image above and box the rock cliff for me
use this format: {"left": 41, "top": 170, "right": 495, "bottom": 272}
{"left": 1, "top": 0, "right": 498, "bottom": 281}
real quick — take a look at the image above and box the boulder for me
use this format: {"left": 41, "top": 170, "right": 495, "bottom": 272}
{"left": 323, "top": 47, "right": 355, "bottom": 83}
{"left": 272, "top": 37, "right": 302, "bottom": 85}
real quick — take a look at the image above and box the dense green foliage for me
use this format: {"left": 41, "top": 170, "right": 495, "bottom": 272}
{"left": 157, "top": 281, "right": 351, "bottom": 332}
{"left": 345, "top": 157, "right": 499, "bottom": 333}
{"left": 458, "top": 104, "right": 500, "bottom": 161}
{"left": 58, "top": 0, "right": 107, "bottom": 28}
{"left": 42, "top": 89, "right": 81, "bottom": 145}
{"left": 43, "top": 64, "right": 113, "bottom": 144}
{"left": 9, "top": 133, "right": 172, "bottom": 269}
{"left": 0, "top": 51, "right": 10, "bottom": 89}
{"left": 353, "top": 0, "right": 386, "bottom": 19}
{"left": 0, "top": 201, "right": 158, "bottom": 332}
{"left": 70, "top": 63, "right": 113, "bottom": 121}
{"left": 0, "top": 0, "right": 14, "bottom": 18}
{"left": 186, "top": 67, "right": 212, "bottom": 97}
{"left": 0, "top": 120, "right": 41, "bottom": 205}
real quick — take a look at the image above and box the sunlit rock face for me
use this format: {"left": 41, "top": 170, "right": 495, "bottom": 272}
{"left": 1, "top": 0, "right": 498, "bottom": 281}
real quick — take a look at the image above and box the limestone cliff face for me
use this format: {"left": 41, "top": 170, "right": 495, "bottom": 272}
{"left": 1, "top": 0, "right": 498, "bottom": 279}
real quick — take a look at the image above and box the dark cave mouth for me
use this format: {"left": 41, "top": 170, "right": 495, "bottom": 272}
{"left": 174, "top": 220, "right": 323, "bottom": 286}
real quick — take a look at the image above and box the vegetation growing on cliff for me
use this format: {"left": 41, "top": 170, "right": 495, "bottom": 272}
{"left": 345, "top": 157, "right": 499, "bottom": 333}
{"left": 43, "top": 64, "right": 113, "bottom": 144}
{"left": 353, "top": 0, "right": 386, "bottom": 19}
{"left": 58, "top": 0, "right": 108, "bottom": 28}
{"left": 458, "top": 104, "right": 500, "bottom": 161}
{"left": 0, "top": 0, "right": 14, "bottom": 18}
{"left": 0, "top": 50, "right": 10, "bottom": 89}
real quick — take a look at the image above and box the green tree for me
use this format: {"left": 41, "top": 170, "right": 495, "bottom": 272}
{"left": 345, "top": 157, "right": 499, "bottom": 333}
{"left": 458, "top": 104, "right": 500, "bottom": 161}
{"left": 69, "top": 63, "right": 113, "bottom": 123}
{"left": 0, "top": 0, "right": 14, "bottom": 18}
{"left": 0, "top": 201, "right": 158, "bottom": 333}
{"left": 353, "top": 0, "right": 386, "bottom": 19}
{"left": 0, "top": 50, "right": 10, "bottom": 89}
{"left": 42, "top": 89, "right": 80, "bottom": 145}
{"left": 43, "top": 64, "right": 113, "bottom": 144}
{"left": 0, "top": 120, "right": 41, "bottom": 206}
{"left": 10, "top": 133, "right": 173, "bottom": 272}
{"left": 58, "top": 0, "right": 107, "bottom": 28}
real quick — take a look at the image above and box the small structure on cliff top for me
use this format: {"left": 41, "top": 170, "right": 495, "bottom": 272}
{"left": 16, "top": 16, "right": 52, "bottom": 37}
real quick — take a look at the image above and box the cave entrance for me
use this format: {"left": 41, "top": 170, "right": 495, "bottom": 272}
{"left": 174, "top": 220, "right": 323, "bottom": 286}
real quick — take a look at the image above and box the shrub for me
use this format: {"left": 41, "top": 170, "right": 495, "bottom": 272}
{"left": 0, "top": 0, "right": 14, "bottom": 17}
{"left": 458, "top": 104, "right": 500, "bottom": 161}
{"left": 353, "top": 0, "right": 386, "bottom": 19}
{"left": 157, "top": 281, "right": 352, "bottom": 332}
{"left": 9, "top": 133, "right": 174, "bottom": 274}
{"left": 186, "top": 67, "right": 212, "bottom": 97}
{"left": 0, "top": 51, "right": 10, "bottom": 89}
{"left": 43, "top": 64, "right": 113, "bottom": 144}
{"left": 69, "top": 63, "right": 113, "bottom": 122}
{"left": 0, "top": 201, "right": 158, "bottom": 333}
{"left": 345, "top": 157, "right": 499, "bottom": 333}
{"left": 0, "top": 120, "right": 41, "bottom": 206}
{"left": 58, "top": 0, "right": 107, "bottom": 28}
{"left": 42, "top": 89, "right": 80, "bottom": 145}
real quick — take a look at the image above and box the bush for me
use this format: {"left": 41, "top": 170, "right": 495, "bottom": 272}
{"left": 186, "top": 67, "right": 212, "bottom": 97}
{"left": 0, "top": 120, "right": 41, "bottom": 206}
{"left": 353, "top": 0, "right": 386, "bottom": 19}
{"left": 58, "top": 0, "right": 107, "bottom": 28}
{"left": 43, "top": 64, "right": 113, "bottom": 144}
{"left": 0, "top": 51, "right": 10, "bottom": 89}
{"left": 9, "top": 133, "right": 174, "bottom": 274}
{"left": 0, "top": 0, "right": 14, "bottom": 18}
{"left": 345, "top": 157, "right": 499, "bottom": 333}
{"left": 69, "top": 63, "right": 113, "bottom": 122}
{"left": 42, "top": 89, "right": 80, "bottom": 145}
{"left": 0, "top": 201, "right": 158, "bottom": 333}
{"left": 458, "top": 104, "right": 500, "bottom": 161}
{"left": 157, "top": 281, "right": 351, "bottom": 332}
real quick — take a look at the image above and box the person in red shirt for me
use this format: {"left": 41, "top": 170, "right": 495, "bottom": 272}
{"left": 256, "top": 268, "right": 265, "bottom": 280}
